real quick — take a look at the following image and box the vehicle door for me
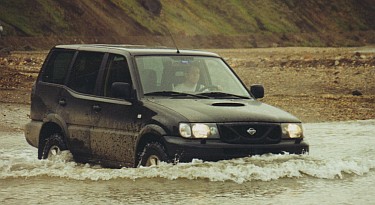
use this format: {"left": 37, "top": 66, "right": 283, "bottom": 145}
{"left": 35, "top": 49, "right": 75, "bottom": 121}
{"left": 89, "top": 54, "right": 142, "bottom": 166}
{"left": 58, "top": 51, "right": 105, "bottom": 159}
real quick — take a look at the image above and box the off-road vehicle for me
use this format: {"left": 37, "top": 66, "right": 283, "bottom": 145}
{"left": 25, "top": 44, "right": 309, "bottom": 167}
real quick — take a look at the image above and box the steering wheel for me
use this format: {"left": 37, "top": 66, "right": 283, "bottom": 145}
{"left": 197, "top": 85, "right": 220, "bottom": 92}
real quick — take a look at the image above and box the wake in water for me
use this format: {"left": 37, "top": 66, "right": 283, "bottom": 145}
{"left": 1, "top": 148, "right": 374, "bottom": 184}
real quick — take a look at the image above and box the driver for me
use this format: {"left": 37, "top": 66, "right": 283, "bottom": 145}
{"left": 174, "top": 66, "right": 204, "bottom": 92}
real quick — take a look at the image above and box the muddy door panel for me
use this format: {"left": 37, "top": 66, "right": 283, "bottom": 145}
{"left": 58, "top": 89, "right": 96, "bottom": 159}
{"left": 90, "top": 100, "right": 141, "bottom": 166}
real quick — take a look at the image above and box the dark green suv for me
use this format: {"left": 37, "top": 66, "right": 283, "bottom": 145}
{"left": 24, "top": 44, "right": 308, "bottom": 167}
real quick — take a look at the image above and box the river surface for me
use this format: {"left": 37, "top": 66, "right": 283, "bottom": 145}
{"left": 1, "top": 120, "right": 375, "bottom": 205}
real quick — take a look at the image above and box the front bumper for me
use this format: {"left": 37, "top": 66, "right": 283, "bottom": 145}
{"left": 163, "top": 136, "right": 309, "bottom": 162}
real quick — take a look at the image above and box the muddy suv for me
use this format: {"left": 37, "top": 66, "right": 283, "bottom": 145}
{"left": 24, "top": 44, "right": 308, "bottom": 167}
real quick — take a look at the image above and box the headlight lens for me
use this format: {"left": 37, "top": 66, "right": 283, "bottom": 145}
{"left": 179, "top": 123, "right": 219, "bottom": 138}
{"left": 282, "top": 123, "right": 303, "bottom": 138}
{"left": 192, "top": 124, "right": 210, "bottom": 138}
{"left": 179, "top": 123, "right": 192, "bottom": 138}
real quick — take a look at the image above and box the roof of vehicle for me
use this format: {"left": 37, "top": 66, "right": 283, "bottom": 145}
{"left": 54, "top": 44, "right": 220, "bottom": 57}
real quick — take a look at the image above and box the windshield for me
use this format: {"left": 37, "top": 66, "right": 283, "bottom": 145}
{"left": 135, "top": 56, "right": 250, "bottom": 98}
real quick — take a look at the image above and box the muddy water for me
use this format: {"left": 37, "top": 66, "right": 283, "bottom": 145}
{"left": 1, "top": 120, "right": 375, "bottom": 205}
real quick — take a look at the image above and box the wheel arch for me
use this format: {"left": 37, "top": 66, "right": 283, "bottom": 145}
{"left": 38, "top": 114, "right": 69, "bottom": 159}
{"left": 135, "top": 124, "right": 168, "bottom": 165}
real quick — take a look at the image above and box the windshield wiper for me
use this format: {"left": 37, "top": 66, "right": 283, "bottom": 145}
{"left": 144, "top": 91, "right": 209, "bottom": 98}
{"left": 196, "top": 92, "right": 250, "bottom": 99}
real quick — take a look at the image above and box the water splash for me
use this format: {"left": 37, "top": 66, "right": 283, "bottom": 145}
{"left": 1, "top": 148, "right": 374, "bottom": 184}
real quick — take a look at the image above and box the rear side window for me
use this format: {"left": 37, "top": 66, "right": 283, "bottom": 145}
{"left": 41, "top": 50, "right": 75, "bottom": 84}
{"left": 67, "top": 51, "right": 104, "bottom": 95}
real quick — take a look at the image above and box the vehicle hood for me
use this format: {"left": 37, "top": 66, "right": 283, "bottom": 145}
{"left": 146, "top": 98, "right": 301, "bottom": 123}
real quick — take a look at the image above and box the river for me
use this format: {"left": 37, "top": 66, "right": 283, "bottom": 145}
{"left": 1, "top": 120, "right": 375, "bottom": 205}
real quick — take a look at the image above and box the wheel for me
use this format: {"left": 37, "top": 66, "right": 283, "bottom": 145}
{"left": 138, "top": 142, "right": 169, "bottom": 167}
{"left": 40, "top": 133, "right": 67, "bottom": 160}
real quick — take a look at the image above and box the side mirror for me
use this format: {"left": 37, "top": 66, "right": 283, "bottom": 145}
{"left": 111, "top": 82, "right": 132, "bottom": 99}
{"left": 250, "top": 84, "right": 264, "bottom": 99}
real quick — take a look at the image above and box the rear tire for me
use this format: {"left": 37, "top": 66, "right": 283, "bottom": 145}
{"left": 138, "top": 142, "right": 169, "bottom": 167}
{"left": 41, "top": 133, "right": 67, "bottom": 160}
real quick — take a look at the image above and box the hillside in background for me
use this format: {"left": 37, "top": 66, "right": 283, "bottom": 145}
{"left": 0, "top": 0, "right": 374, "bottom": 50}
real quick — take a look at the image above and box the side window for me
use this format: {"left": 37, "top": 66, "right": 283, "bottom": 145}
{"left": 67, "top": 51, "right": 104, "bottom": 95}
{"left": 41, "top": 50, "right": 75, "bottom": 84}
{"left": 102, "top": 54, "right": 131, "bottom": 97}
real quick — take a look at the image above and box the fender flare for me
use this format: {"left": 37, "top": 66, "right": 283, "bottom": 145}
{"left": 42, "top": 113, "right": 69, "bottom": 143}
{"left": 138, "top": 124, "right": 167, "bottom": 140}
{"left": 135, "top": 124, "right": 168, "bottom": 152}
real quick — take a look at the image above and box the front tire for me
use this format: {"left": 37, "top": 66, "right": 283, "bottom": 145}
{"left": 40, "top": 133, "right": 67, "bottom": 160}
{"left": 138, "top": 142, "right": 169, "bottom": 167}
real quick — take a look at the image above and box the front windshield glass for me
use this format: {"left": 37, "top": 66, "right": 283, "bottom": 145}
{"left": 135, "top": 56, "right": 250, "bottom": 98}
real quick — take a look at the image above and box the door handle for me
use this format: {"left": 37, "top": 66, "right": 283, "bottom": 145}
{"left": 58, "top": 99, "right": 67, "bottom": 106}
{"left": 92, "top": 105, "right": 102, "bottom": 112}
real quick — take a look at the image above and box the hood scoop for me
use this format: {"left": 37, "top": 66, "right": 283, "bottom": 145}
{"left": 211, "top": 102, "right": 245, "bottom": 107}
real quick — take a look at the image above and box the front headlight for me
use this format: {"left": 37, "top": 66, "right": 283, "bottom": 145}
{"left": 282, "top": 123, "right": 303, "bottom": 138}
{"left": 179, "top": 123, "right": 219, "bottom": 139}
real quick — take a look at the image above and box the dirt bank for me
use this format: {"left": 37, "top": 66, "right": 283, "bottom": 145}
{"left": 213, "top": 47, "right": 375, "bottom": 122}
{"left": 0, "top": 47, "right": 374, "bottom": 132}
